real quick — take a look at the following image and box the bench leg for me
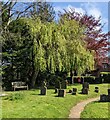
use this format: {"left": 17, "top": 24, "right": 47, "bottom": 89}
{"left": 27, "top": 86, "right": 28, "bottom": 90}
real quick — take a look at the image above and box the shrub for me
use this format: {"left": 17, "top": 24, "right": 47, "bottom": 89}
{"left": 84, "top": 76, "right": 96, "bottom": 84}
{"left": 73, "top": 76, "right": 96, "bottom": 84}
{"left": 100, "top": 72, "right": 110, "bottom": 83}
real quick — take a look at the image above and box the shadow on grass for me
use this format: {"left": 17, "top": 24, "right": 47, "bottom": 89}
{"left": 54, "top": 95, "right": 59, "bottom": 97}
{"left": 93, "top": 100, "right": 110, "bottom": 103}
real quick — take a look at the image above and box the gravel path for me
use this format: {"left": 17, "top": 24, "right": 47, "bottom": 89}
{"left": 68, "top": 97, "right": 99, "bottom": 119}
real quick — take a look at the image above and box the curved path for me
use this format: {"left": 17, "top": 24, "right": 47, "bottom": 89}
{"left": 69, "top": 97, "right": 99, "bottom": 119}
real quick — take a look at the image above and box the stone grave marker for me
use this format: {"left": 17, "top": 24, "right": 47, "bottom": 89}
{"left": 55, "top": 88, "right": 58, "bottom": 93}
{"left": 40, "top": 81, "right": 47, "bottom": 95}
{"left": 82, "top": 82, "right": 89, "bottom": 89}
{"left": 68, "top": 89, "right": 72, "bottom": 93}
{"left": 72, "top": 88, "right": 77, "bottom": 95}
{"left": 58, "top": 89, "right": 66, "bottom": 97}
{"left": 41, "top": 87, "right": 47, "bottom": 95}
{"left": 94, "top": 86, "right": 99, "bottom": 93}
{"left": 61, "top": 80, "right": 67, "bottom": 89}
{"left": 100, "top": 89, "right": 110, "bottom": 102}
{"left": 82, "top": 88, "right": 88, "bottom": 94}
{"left": 108, "top": 95, "right": 110, "bottom": 102}
{"left": 82, "top": 82, "right": 89, "bottom": 94}
{"left": 108, "top": 89, "right": 110, "bottom": 96}
{"left": 55, "top": 81, "right": 61, "bottom": 89}
{"left": 100, "top": 94, "right": 108, "bottom": 102}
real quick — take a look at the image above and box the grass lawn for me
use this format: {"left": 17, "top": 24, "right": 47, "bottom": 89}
{"left": 81, "top": 101, "right": 110, "bottom": 119}
{"left": 1, "top": 83, "right": 109, "bottom": 118}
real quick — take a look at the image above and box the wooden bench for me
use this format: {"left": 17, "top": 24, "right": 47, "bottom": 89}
{"left": 12, "top": 81, "right": 28, "bottom": 91}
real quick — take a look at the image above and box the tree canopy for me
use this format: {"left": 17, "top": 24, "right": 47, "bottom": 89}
{"left": 2, "top": 1, "right": 109, "bottom": 89}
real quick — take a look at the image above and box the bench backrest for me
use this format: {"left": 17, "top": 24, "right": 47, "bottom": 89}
{"left": 12, "top": 81, "right": 26, "bottom": 87}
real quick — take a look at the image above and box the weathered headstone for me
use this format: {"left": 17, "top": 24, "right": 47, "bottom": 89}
{"left": 82, "top": 82, "right": 89, "bottom": 94}
{"left": 82, "top": 88, "right": 88, "bottom": 94}
{"left": 100, "top": 94, "right": 108, "bottom": 102}
{"left": 95, "top": 87, "right": 99, "bottom": 89}
{"left": 55, "top": 88, "right": 58, "bottom": 93}
{"left": 68, "top": 89, "right": 72, "bottom": 93}
{"left": 72, "top": 88, "right": 77, "bottom": 95}
{"left": 94, "top": 87, "right": 99, "bottom": 93}
{"left": 73, "top": 88, "right": 77, "bottom": 92}
{"left": 107, "top": 95, "right": 110, "bottom": 102}
{"left": 61, "top": 80, "right": 67, "bottom": 89}
{"left": 108, "top": 89, "right": 110, "bottom": 96}
{"left": 58, "top": 89, "right": 66, "bottom": 97}
{"left": 82, "top": 82, "right": 89, "bottom": 89}
{"left": 40, "top": 87, "right": 47, "bottom": 95}
{"left": 40, "top": 81, "right": 47, "bottom": 95}
{"left": 100, "top": 89, "right": 110, "bottom": 102}
{"left": 55, "top": 81, "right": 61, "bottom": 89}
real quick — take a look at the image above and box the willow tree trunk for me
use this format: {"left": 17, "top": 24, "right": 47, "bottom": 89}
{"left": 70, "top": 69, "right": 74, "bottom": 84}
{"left": 31, "top": 70, "right": 39, "bottom": 88}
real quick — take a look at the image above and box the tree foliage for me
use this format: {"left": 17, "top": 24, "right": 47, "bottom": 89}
{"left": 2, "top": 1, "right": 97, "bottom": 89}
{"left": 59, "top": 9, "right": 110, "bottom": 67}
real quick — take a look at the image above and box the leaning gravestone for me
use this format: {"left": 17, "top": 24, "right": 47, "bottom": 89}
{"left": 58, "top": 89, "right": 66, "bottom": 97}
{"left": 40, "top": 81, "right": 47, "bottom": 95}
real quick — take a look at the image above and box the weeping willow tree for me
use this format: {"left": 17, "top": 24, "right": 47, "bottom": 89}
{"left": 3, "top": 16, "right": 95, "bottom": 88}
{"left": 58, "top": 17, "right": 95, "bottom": 76}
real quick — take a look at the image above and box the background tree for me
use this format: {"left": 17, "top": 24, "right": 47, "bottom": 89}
{"left": 59, "top": 9, "right": 110, "bottom": 68}
{"left": 30, "top": 1, "right": 55, "bottom": 22}
{"left": 2, "top": 1, "right": 97, "bottom": 89}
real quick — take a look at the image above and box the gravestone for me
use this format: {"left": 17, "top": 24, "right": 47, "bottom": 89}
{"left": 100, "top": 94, "right": 108, "bottom": 102}
{"left": 40, "top": 87, "right": 47, "bottom": 95}
{"left": 58, "top": 89, "right": 66, "bottom": 97}
{"left": 68, "top": 89, "right": 72, "bottom": 93}
{"left": 82, "top": 88, "right": 88, "bottom": 94}
{"left": 55, "top": 88, "right": 58, "bottom": 93}
{"left": 82, "top": 82, "right": 89, "bottom": 94}
{"left": 108, "top": 95, "right": 110, "bottom": 102}
{"left": 94, "top": 87, "right": 99, "bottom": 93}
{"left": 55, "top": 81, "right": 61, "bottom": 89}
{"left": 108, "top": 89, "right": 110, "bottom": 96}
{"left": 40, "top": 81, "right": 47, "bottom": 95}
{"left": 73, "top": 88, "right": 77, "bottom": 92}
{"left": 82, "top": 82, "right": 89, "bottom": 89}
{"left": 100, "top": 89, "right": 110, "bottom": 102}
{"left": 72, "top": 88, "right": 77, "bottom": 95}
{"left": 61, "top": 80, "right": 67, "bottom": 89}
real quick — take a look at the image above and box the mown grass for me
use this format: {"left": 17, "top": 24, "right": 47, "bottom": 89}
{"left": 2, "top": 83, "right": 109, "bottom": 118}
{"left": 81, "top": 101, "right": 110, "bottom": 119}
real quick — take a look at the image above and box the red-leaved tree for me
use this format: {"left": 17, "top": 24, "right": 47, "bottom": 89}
{"left": 59, "top": 9, "right": 110, "bottom": 68}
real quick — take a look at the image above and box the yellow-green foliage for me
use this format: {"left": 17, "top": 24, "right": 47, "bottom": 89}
{"left": 10, "top": 17, "right": 95, "bottom": 74}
